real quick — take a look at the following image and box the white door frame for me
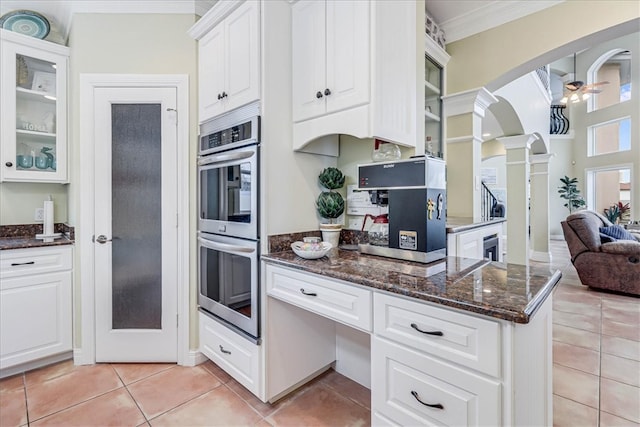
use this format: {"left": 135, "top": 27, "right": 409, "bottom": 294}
{"left": 77, "top": 74, "right": 191, "bottom": 366}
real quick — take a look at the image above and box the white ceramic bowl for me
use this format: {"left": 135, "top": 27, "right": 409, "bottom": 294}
{"left": 291, "top": 241, "right": 333, "bottom": 259}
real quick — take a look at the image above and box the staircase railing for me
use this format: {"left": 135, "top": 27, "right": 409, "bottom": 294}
{"left": 481, "top": 181, "right": 504, "bottom": 220}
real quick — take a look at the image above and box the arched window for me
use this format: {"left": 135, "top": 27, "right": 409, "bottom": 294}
{"left": 588, "top": 50, "right": 631, "bottom": 112}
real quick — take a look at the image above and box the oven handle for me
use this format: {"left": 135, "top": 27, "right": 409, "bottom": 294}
{"left": 197, "top": 149, "right": 255, "bottom": 166}
{"left": 198, "top": 236, "right": 256, "bottom": 255}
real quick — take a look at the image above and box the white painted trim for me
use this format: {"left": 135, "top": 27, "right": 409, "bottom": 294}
{"left": 188, "top": 0, "right": 244, "bottom": 39}
{"left": 72, "top": 1, "right": 200, "bottom": 15}
{"left": 424, "top": 36, "right": 450, "bottom": 67}
{"left": 185, "top": 350, "right": 208, "bottom": 367}
{"left": 506, "top": 161, "right": 529, "bottom": 166}
{"left": 528, "top": 71, "right": 552, "bottom": 105}
{"left": 500, "top": 134, "right": 535, "bottom": 150}
{"left": 438, "top": 1, "right": 564, "bottom": 44}
{"left": 549, "top": 130, "right": 575, "bottom": 140}
{"left": 78, "top": 74, "right": 190, "bottom": 366}
{"left": 530, "top": 251, "right": 552, "bottom": 263}
{"left": 530, "top": 171, "right": 549, "bottom": 176}
{"left": 530, "top": 153, "right": 554, "bottom": 164}
{"left": 446, "top": 135, "right": 483, "bottom": 145}
{"left": 550, "top": 234, "right": 565, "bottom": 241}
{"left": 442, "top": 87, "right": 498, "bottom": 118}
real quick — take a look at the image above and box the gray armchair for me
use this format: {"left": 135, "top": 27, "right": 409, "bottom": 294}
{"left": 561, "top": 210, "right": 640, "bottom": 296}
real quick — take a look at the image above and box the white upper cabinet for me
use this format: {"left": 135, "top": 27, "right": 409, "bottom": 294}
{"left": 0, "top": 29, "right": 69, "bottom": 183}
{"left": 291, "top": 0, "right": 420, "bottom": 152}
{"left": 292, "top": 0, "right": 369, "bottom": 123}
{"left": 191, "top": 1, "right": 260, "bottom": 123}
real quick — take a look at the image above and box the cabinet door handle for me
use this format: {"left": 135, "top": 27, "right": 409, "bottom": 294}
{"left": 219, "top": 345, "right": 231, "bottom": 355}
{"left": 5, "top": 162, "right": 13, "bottom": 167}
{"left": 300, "top": 288, "right": 317, "bottom": 296}
{"left": 11, "top": 261, "right": 35, "bottom": 266}
{"left": 316, "top": 91, "right": 323, "bottom": 99}
{"left": 217, "top": 93, "right": 222, "bottom": 100}
{"left": 410, "top": 323, "right": 443, "bottom": 336}
{"left": 411, "top": 391, "right": 444, "bottom": 409}
{"left": 222, "top": 91, "right": 228, "bottom": 98}
{"left": 324, "top": 88, "right": 331, "bottom": 96}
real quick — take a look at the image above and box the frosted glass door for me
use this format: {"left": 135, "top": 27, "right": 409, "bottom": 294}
{"left": 94, "top": 86, "right": 177, "bottom": 362}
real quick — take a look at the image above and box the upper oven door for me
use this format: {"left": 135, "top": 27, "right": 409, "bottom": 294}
{"left": 198, "top": 144, "right": 259, "bottom": 240}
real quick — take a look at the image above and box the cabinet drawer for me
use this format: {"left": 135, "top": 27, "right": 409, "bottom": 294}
{"left": 372, "top": 337, "right": 501, "bottom": 427}
{"left": 265, "top": 264, "right": 372, "bottom": 332}
{"left": 199, "top": 311, "right": 261, "bottom": 396}
{"left": 374, "top": 293, "right": 500, "bottom": 377}
{"left": 1, "top": 246, "right": 73, "bottom": 279}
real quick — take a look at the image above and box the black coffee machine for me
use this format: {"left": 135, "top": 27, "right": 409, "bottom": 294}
{"left": 357, "top": 156, "right": 446, "bottom": 263}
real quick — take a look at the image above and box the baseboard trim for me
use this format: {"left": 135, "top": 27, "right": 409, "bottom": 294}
{"left": 185, "top": 350, "right": 207, "bottom": 366}
{"left": 550, "top": 234, "right": 565, "bottom": 241}
{"left": 530, "top": 251, "right": 552, "bottom": 262}
{"left": 1, "top": 351, "right": 73, "bottom": 379}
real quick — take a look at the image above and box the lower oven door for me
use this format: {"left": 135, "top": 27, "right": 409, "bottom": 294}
{"left": 198, "top": 232, "right": 259, "bottom": 340}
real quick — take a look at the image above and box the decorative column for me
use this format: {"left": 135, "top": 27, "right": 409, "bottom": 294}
{"left": 530, "top": 153, "right": 554, "bottom": 262}
{"left": 499, "top": 134, "right": 533, "bottom": 265}
{"left": 442, "top": 88, "right": 498, "bottom": 221}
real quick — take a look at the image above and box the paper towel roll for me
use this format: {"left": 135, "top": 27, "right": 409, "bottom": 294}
{"left": 43, "top": 200, "right": 54, "bottom": 236}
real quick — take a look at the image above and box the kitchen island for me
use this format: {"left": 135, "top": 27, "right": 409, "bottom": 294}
{"left": 261, "top": 248, "right": 560, "bottom": 426}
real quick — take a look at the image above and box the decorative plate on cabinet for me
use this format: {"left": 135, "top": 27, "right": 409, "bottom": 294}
{"left": 0, "top": 10, "right": 50, "bottom": 39}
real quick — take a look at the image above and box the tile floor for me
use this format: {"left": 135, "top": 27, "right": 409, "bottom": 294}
{"left": 0, "top": 241, "right": 638, "bottom": 426}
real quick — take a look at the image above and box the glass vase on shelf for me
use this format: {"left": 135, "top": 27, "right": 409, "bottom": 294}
{"left": 372, "top": 139, "right": 401, "bottom": 162}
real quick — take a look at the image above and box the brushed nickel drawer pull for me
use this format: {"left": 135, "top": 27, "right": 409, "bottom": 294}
{"left": 219, "top": 345, "right": 231, "bottom": 355}
{"left": 411, "top": 323, "right": 444, "bottom": 336}
{"left": 411, "top": 391, "right": 444, "bottom": 409}
{"left": 11, "top": 261, "right": 35, "bottom": 266}
{"left": 300, "top": 288, "right": 317, "bottom": 296}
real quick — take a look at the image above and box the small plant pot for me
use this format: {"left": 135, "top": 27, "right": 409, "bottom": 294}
{"left": 319, "top": 223, "right": 341, "bottom": 248}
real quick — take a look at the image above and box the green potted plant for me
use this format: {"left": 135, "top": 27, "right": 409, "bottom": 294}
{"left": 558, "top": 176, "right": 586, "bottom": 214}
{"left": 316, "top": 167, "right": 345, "bottom": 246}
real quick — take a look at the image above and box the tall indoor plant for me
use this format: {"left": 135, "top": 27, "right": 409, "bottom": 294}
{"left": 316, "top": 167, "right": 345, "bottom": 246}
{"left": 558, "top": 176, "right": 586, "bottom": 214}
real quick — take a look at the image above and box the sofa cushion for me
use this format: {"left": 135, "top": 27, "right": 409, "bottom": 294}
{"left": 601, "top": 241, "right": 640, "bottom": 257}
{"left": 600, "top": 232, "right": 616, "bottom": 243}
{"left": 600, "top": 225, "right": 636, "bottom": 241}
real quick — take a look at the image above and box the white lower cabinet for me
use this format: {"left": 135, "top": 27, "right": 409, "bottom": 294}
{"left": 0, "top": 245, "right": 73, "bottom": 370}
{"left": 199, "top": 311, "right": 261, "bottom": 396}
{"left": 372, "top": 337, "right": 501, "bottom": 427}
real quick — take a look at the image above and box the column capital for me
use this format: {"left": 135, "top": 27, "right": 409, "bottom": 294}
{"left": 499, "top": 134, "right": 538, "bottom": 151}
{"left": 530, "top": 153, "right": 555, "bottom": 165}
{"left": 442, "top": 87, "right": 498, "bottom": 118}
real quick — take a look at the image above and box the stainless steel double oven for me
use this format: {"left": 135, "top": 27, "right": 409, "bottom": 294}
{"left": 197, "top": 102, "right": 260, "bottom": 342}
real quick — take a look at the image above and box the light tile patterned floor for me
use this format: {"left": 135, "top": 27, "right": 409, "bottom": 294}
{"left": 0, "top": 240, "right": 637, "bottom": 426}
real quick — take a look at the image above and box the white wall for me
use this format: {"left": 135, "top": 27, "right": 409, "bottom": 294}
{"left": 0, "top": 183, "right": 67, "bottom": 224}
{"left": 549, "top": 135, "right": 576, "bottom": 238}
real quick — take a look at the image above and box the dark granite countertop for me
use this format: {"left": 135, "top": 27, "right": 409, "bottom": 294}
{"left": 0, "top": 223, "right": 75, "bottom": 250}
{"left": 446, "top": 217, "right": 507, "bottom": 233}
{"left": 262, "top": 249, "right": 560, "bottom": 324}
{"left": 0, "top": 236, "right": 74, "bottom": 250}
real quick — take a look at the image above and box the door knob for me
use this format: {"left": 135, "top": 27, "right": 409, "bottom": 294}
{"left": 5, "top": 162, "right": 13, "bottom": 167}
{"left": 94, "top": 235, "right": 112, "bottom": 244}
{"left": 324, "top": 88, "right": 331, "bottom": 96}
{"left": 316, "top": 91, "right": 323, "bottom": 99}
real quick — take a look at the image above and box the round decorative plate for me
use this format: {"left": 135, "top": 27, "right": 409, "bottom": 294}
{"left": 0, "top": 10, "right": 50, "bottom": 39}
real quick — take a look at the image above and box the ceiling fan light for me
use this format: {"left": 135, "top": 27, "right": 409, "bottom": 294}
{"left": 560, "top": 96, "right": 568, "bottom": 104}
{"left": 582, "top": 93, "right": 590, "bottom": 101}
{"left": 570, "top": 93, "right": 579, "bottom": 102}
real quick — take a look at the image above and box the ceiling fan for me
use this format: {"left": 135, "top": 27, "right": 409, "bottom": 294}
{"left": 560, "top": 53, "right": 609, "bottom": 104}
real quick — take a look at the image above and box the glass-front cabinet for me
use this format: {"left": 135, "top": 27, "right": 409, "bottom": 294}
{"left": 424, "top": 55, "right": 443, "bottom": 158}
{"left": 0, "top": 29, "right": 69, "bottom": 183}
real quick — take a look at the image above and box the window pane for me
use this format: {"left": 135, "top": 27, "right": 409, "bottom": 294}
{"left": 595, "top": 51, "right": 631, "bottom": 110}
{"left": 589, "top": 118, "right": 631, "bottom": 156}
{"left": 589, "top": 168, "right": 632, "bottom": 223}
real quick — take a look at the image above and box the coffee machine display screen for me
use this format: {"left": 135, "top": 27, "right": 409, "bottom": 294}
{"left": 399, "top": 230, "right": 418, "bottom": 250}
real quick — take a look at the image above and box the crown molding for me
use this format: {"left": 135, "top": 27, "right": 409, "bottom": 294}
{"left": 70, "top": 1, "right": 199, "bottom": 14}
{"left": 188, "top": 0, "right": 243, "bottom": 39}
{"left": 440, "top": 1, "right": 564, "bottom": 44}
